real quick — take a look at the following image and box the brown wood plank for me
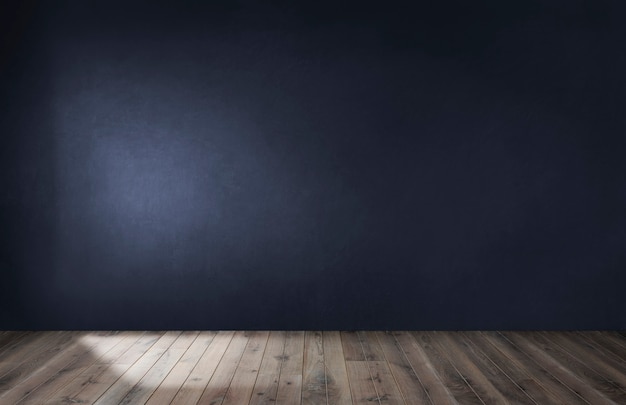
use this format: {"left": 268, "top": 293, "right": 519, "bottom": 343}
{"left": 423, "top": 331, "right": 507, "bottom": 404}
{"left": 375, "top": 331, "right": 432, "bottom": 404}
{"left": 411, "top": 331, "right": 483, "bottom": 405}
{"left": 531, "top": 332, "right": 626, "bottom": 404}
{"left": 249, "top": 331, "right": 285, "bottom": 405}
{"left": 280, "top": 331, "right": 305, "bottom": 375}
{"left": 436, "top": 331, "right": 522, "bottom": 404}
{"left": 0, "top": 331, "right": 77, "bottom": 395}
{"left": 171, "top": 330, "right": 234, "bottom": 404}
{"left": 20, "top": 332, "right": 133, "bottom": 404}
{"left": 0, "top": 332, "right": 50, "bottom": 366}
{"left": 572, "top": 332, "right": 626, "bottom": 376}
{"left": 2, "top": 332, "right": 121, "bottom": 404}
{"left": 346, "top": 361, "right": 379, "bottom": 404}
{"left": 145, "top": 331, "right": 216, "bottom": 405}
{"left": 480, "top": 331, "right": 588, "bottom": 405}
{"left": 323, "top": 331, "right": 352, "bottom": 405}
{"left": 0, "top": 332, "right": 74, "bottom": 377}
{"left": 0, "top": 332, "right": 104, "bottom": 402}
{"left": 606, "top": 332, "right": 626, "bottom": 350}
{"left": 341, "top": 331, "right": 366, "bottom": 361}
{"left": 69, "top": 332, "right": 162, "bottom": 404}
{"left": 462, "top": 331, "right": 564, "bottom": 405}
{"left": 222, "top": 331, "right": 270, "bottom": 405}
{"left": 43, "top": 332, "right": 145, "bottom": 405}
{"left": 250, "top": 374, "right": 280, "bottom": 405}
{"left": 578, "top": 332, "right": 626, "bottom": 371}
{"left": 0, "top": 330, "right": 624, "bottom": 404}
{"left": 118, "top": 331, "right": 198, "bottom": 405}
{"left": 276, "top": 331, "right": 304, "bottom": 405}
{"left": 276, "top": 374, "right": 303, "bottom": 405}
{"left": 302, "top": 331, "right": 327, "bottom": 405}
{"left": 501, "top": 332, "right": 614, "bottom": 405}
{"left": 92, "top": 331, "right": 181, "bottom": 405}
{"left": 360, "top": 332, "right": 404, "bottom": 405}
{"left": 0, "top": 332, "right": 30, "bottom": 353}
{"left": 195, "top": 330, "right": 250, "bottom": 405}
{"left": 357, "top": 331, "right": 384, "bottom": 361}
{"left": 393, "top": 332, "right": 457, "bottom": 405}
{"left": 550, "top": 332, "right": 626, "bottom": 385}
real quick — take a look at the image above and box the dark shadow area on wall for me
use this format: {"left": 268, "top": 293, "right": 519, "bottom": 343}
{"left": 1, "top": 0, "right": 625, "bottom": 329}
{"left": 0, "top": 1, "right": 60, "bottom": 328}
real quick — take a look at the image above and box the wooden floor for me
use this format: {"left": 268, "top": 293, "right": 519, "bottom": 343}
{"left": 0, "top": 331, "right": 625, "bottom": 404}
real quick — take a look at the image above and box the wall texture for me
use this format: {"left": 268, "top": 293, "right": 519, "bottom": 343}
{"left": 1, "top": 1, "right": 625, "bottom": 329}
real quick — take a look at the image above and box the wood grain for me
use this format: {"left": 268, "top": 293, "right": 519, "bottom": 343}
{"left": 0, "top": 331, "right": 623, "bottom": 404}
{"left": 171, "top": 330, "right": 234, "bottom": 404}
{"left": 195, "top": 331, "right": 249, "bottom": 405}
{"left": 145, "top": 331, "right": 216, "bottom": 405}
{"left": 302, "top": 331, "right": 326, "bottom": 405}
{"left": 323, "top": 331, "right": 352, "bottom": 405}
{"left": 249, "top": 330, "right": 284, "bottom": 405}
{"left": 276, "top": 331, "right": 304, "bottom": 405}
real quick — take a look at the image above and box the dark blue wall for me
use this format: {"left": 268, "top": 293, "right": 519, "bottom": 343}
{"left": 1, "top": 1, "right": 625, "bottom": 330}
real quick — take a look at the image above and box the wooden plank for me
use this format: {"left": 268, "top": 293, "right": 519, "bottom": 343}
{"left": 375, "top": 331, "right": 431, "bottom": 404}
{"left": 258, "top": 331, "right": 286, "bottom": 376}
{"left": 196, "top": 330, "right": 250, "bottom": 405}
{"left": 118, "top": 332, "right": 198, "bottom": 405}
{"left": 68, "top": 332, "right": 162, "bottom": 404}
{"left": 250, "top": 331, "right": 285, "bottom": 405}
{"left": 549, "top": 332, "right": 626, "bottom": 384}
{"left": 606, "top": 332, "right": 626, "bottom": 351}
{"left": 501, "top": 332, "right": 614, "bottom": 404}
{"left": 345, "top": 361, "right": 378, "bottom": 404}
{"left": 323, "top": 331, "right": 352, "bottom": 405}
{"left": 171, "top": 330, "right": 235, "bottom": 404}
{"left": 368, "top": 360, "right": 406, "bottom": 404}
{"left": 222, "top": 331, "right": 270, "bottom": 405}
{"left": 529, "top": 332, "right": 626, "bottom": 404}
{"left": 430, "top": 331, "right": 510, "bottom": 404}
{"left": 0, "top": 332, "right": 51, "bottom": 366}
{"left": 501, "top": 332, "right": 613, "bottom": 404}
{"left": 250, "top": 374, "right": 280, "bottom": 405}
{"left": 411, "top": 332, "right": 483, "bottom": 405}
{"left": 0, "top": 332, "right": 77, "bottom": 394}
{"left": 393, "top": 332, "right": 457, "bottom": 405}
{"left": 302, "top": 331, "right": 327, "bottom": 405}
{"left": 577, "top": 332, "right": 626, "bottom": 371}
{"left": 442, "top": 331, "right": 535, "bottom": 404}
{"left": 92, "top": 331, "right": 181, "bottom": 405}
{"left": 145, "top": 331, "right": 216, "bottom": 405}
{"left": 276, "top": 331, "right": 304, "bottom": 405}
{"left": 15, "top": 332, "right": 127, "bottom": 404}
{"left": 43, "top": 332, "right": 145, "bottom": 405}
{"left": 462, "top": 331, "right": 564, "bottom": 405}
{"left": 480, "top": 331, "right": 588, "bottom": 404}
{"left": 276, "top": 374, "right": 302, "bottom": 405}
{"left": 0, "top": 332, "right": 29, "bottom": 353}
{"left": 357, "top": 331, "right": 384, "bottom": 361}
{"left": 280, "top": 331, "right": 304, "bottom": 375}
{"left": 573, "top": 332, "right": 626, "bottom": 376}
{"left": 169, "top": 331, "right": 233, "bottom": 403}
{"left": 423, "top": 332, "right": 507, "bottom": 404}
{"left": 360, "top": 332, "right": 404, "bottom": 405}
{"left": 1, "top": 332, "right": 120, "bottom": 404}
{"left": 2, "top": 330, "right": 626, "bottom": 405}
{"left": 341, "top": 331, "right": 366, "bottom": 361}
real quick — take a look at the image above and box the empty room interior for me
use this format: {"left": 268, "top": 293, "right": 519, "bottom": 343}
{"left": 1, "top": 1, "right": 625, "bottom": 404}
